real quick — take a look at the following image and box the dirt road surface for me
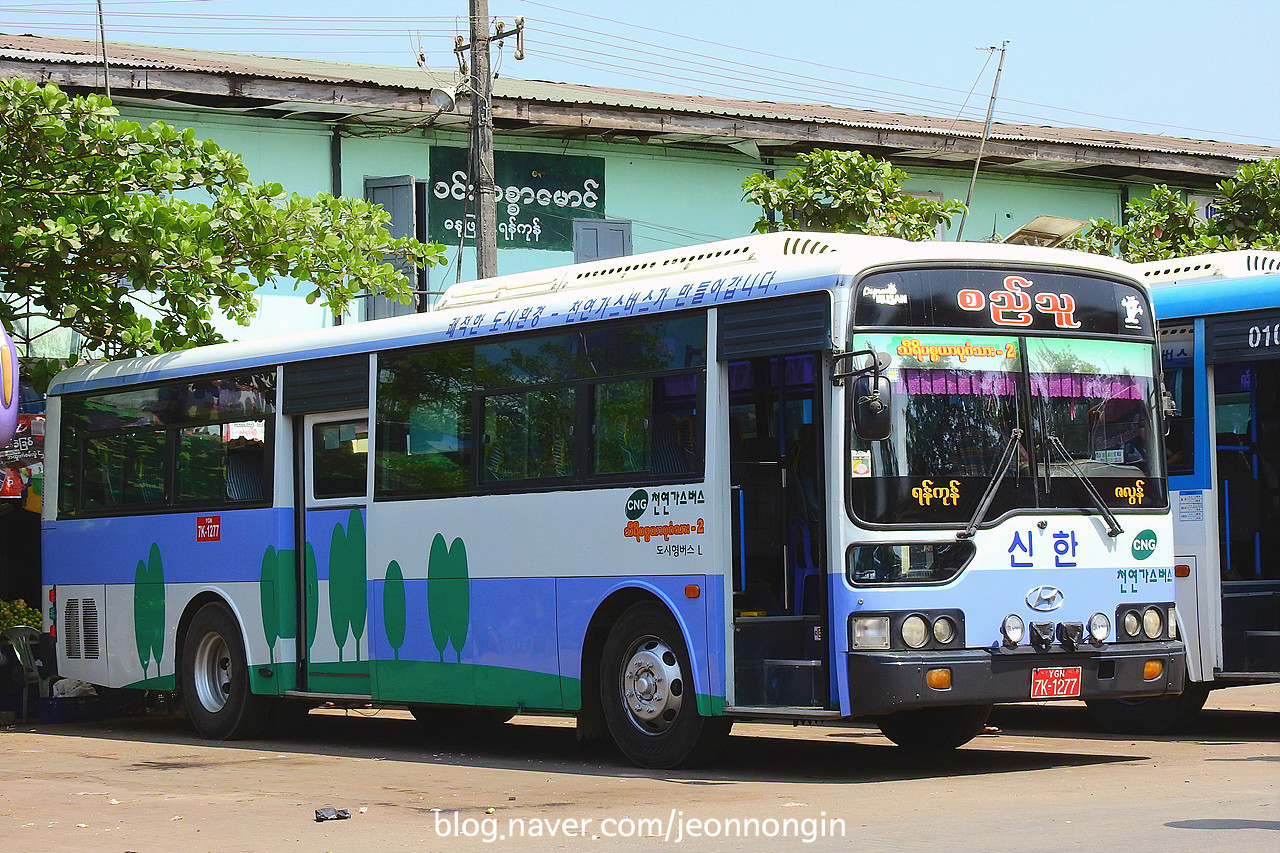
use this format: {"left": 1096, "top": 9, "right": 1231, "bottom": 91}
{"left": 2, "top": 684, "right": 1276, "bottom": 852}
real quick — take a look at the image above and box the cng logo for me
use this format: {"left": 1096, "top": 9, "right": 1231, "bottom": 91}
{"left": 625, "top": 489, "right": 649, "bottom": 520}
{"left": 1132, "top": 529, "right": 1158, "bottom": 561}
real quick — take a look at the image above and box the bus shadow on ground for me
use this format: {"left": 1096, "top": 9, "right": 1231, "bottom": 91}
{"left": 989, "top": 703, "right": 1280, "bottom": 743}
{"left": 34, "top": 709, "right": 1134, "bottom": 785}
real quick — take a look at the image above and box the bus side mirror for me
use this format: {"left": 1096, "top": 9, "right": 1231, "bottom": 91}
{"left": 853, "top": 374, "right": 892, "bottom": 441}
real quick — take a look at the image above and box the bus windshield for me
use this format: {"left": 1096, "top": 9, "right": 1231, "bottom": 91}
{"left": 848, "top": 332, "right": 1165, "bottom": 526}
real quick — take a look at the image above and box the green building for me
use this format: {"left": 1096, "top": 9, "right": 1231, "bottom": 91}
{"left": 3, "top": 31, "right": 1277, "bottom": 340}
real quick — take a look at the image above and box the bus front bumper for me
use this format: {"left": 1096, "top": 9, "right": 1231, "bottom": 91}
{"left": 845, "top": 642, "right": 1185, "bottom": 717}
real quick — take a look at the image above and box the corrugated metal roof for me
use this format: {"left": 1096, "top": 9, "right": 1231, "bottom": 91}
{"left": 2, "top": 32, "right": 1277, "bottom": 163}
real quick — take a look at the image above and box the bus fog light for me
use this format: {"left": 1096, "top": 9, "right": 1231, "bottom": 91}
{"left": 1030, "top": 621, "right": 1055, "bottom": 649}
{"left": 851, "top": 616, "right": 891, "bottom": 650}
{"left": 1143, "top": 606, "right": 1163, "bottom": 639}
{"left": 1123, "top": 610, "right": 1142, "bottom": 638}
{"left": 925, "top": 668, "right": 951, "bottom": 690}
{"left": 1057, "top": 621, "right": 1084, "bottom": 651}
{"left": 1001, "top": 614, "right": 1024, "bottom": 647}
{"left": 1088, "top": 612, "right": 1110, "bottom": 644}
{"left": 901, "top": 615, "right": 929, "bottom": 649}
{"left": 932, "top": 616, "right": 957, "bottom": 645}
{"left": 1143, "top": 659, "right": 1164, "bottom": 680}
{"left": 1167, "top": 606, "right": 1178, "bottom": 639}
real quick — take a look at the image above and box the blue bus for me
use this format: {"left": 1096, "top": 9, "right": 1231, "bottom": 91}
{"left": 1086, "top": 251, "right": 1280, "bottom": 733}
{"left": 42, "top": 233, "right": 1183, "bottom": 766}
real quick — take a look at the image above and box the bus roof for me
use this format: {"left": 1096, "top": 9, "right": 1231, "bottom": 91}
{"left": 1137, "top": 251, "right": 1280, "bottom": 321}
{"left": 49, "top": 232, "right": 1139, "bottom": 396}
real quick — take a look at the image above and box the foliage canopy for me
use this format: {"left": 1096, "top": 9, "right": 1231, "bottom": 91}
{"left": 742, "top": 149, "right": 965, "bottom": 240}
{"left": 1070, "top": 159, "right": 1280, "bottom": 261}
{"left": 0, "top": 79, "right": 446, "bottom": 359}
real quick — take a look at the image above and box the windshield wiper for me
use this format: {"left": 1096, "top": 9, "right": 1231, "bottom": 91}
{"left": 1045, "top": 434, "right": 1124, "bottom": 538}
{"left": 958, "top": 428, "right": 1023, "bottom": 540}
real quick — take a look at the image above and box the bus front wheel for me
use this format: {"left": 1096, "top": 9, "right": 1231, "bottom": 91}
{"left": 876, "top": 704, "right": 992, "bottom": 750}
{"left": 600, "top": 602, "right": 731, "bottom": 769}
{"left": 1085, "top": 683, "right": 1211, "bottom": 735}
{"left": 180, "top": 602, "right": 272, "bottom": 740}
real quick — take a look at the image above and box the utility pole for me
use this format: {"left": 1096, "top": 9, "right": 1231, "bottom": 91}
{"left": 96, "top": 0, "right": 111, "bottom": 99}
{"left": 956, "top": 41, "right": 1008, "bottom": 242}
{"left": 456, "top": 3, "right": 524, "bottom": 281}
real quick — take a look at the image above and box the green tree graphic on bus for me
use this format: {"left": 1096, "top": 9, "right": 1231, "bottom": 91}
{"left": 427, "top": 534, "right": 469, "bottom": 663}
{"left": 260, "top": 544, "right": 315, "bottom": 664}
{"left": 328, "top": 510, "right": 368, "bottom": 662}
{"left": 383, "top": 560, "right": 407, "bottom": 661}
{"left": 133, "top": 543, "right": 166, "bottom": 679}
{"left": 303, "top": 541, "right": 318, "bottom": 655}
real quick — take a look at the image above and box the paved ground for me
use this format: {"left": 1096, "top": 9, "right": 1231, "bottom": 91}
{"left": 2, "top": 684, "right": 1276, "bottom": 852}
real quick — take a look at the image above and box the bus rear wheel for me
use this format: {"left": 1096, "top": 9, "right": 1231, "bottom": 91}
{"left": 877, "top": 704, "right": 992, "bottom": 750}
{"left": 180, "top": 602, "right": 272, "bottom": 740}
{"left": 600, "top": 602, "right": 731, "bottom": 769}
{"left": 1085, "top": 683, "right": 1211, "bottom": 734}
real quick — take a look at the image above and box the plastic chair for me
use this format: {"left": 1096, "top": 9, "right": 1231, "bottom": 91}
{"left": 788, "top": 517, "right": 821, "bottom": 615}
{"left": 4, "top": 625, "right": 52, "bottom": 721}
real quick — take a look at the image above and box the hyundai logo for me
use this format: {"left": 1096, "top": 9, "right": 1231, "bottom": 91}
{"left": 1026, "top": 585, "right": 1065, "bottom": 612}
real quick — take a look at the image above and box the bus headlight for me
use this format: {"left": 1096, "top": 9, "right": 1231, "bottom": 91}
{"left": 1168, "top": 606, "right": 1178, "bottom": 640}
{"left": 932, "top": 616, "right": 957, "bottom": 645}
{"left": 1123, "top": 609, "right": 1142, "bottom": 638}
{"left": 1143, "top": 606, "right": 1163, "bottom": 639}
{"left": 901, "top": 614, "right": 929, "bottom": 649}
{"left": 1088, "top": 612, "right": 1110, "bottom": 644}
{"left": 850, "top": 616, "right": 891, "bottom": 650}
{"left": 1001, "top": 613, "right": 1024, "bottom": 648}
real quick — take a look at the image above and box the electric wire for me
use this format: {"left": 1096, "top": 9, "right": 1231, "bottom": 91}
{"left": 2, "top": 3, "right": 1272, "bottom": 144}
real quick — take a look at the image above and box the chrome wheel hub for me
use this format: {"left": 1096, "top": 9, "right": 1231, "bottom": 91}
{"left": 192, "top": 631, "right": 232, "bottom": 713}
{"left": 621, "top": 635, "right": 684, "bottom": 734}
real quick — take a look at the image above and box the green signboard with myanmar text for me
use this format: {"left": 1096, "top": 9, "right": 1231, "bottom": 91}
{"left": 429, "top": 148, "right": 604, "bottom": 252}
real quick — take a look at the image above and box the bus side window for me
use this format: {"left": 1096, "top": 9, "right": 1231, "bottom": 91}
{"left": 1165, "top": 366, "right": 1195, "bottom": 476}
{"left": 313, "top": 419, "right": 369, "bottom": 499}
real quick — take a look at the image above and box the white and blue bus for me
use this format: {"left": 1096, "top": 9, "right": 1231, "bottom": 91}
{"left": 1086, "top": 251, "right": 1280, "bottom": 733}
{"left": 42, "top": 232, "right": 1183, "bottom": 767}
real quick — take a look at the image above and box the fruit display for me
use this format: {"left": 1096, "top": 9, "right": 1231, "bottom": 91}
{"left": 0, "top": 599, "right": 44, "bottom": 633}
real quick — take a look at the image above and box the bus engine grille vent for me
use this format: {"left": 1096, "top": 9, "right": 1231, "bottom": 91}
{"left": 63, "top": 598, "right": 81, "bottom": 659}
{"left": 82, "top": 598, "right": 101, "bottom": 659}
{"left": 62, "top": 598, "right": 101, "bottom": 660}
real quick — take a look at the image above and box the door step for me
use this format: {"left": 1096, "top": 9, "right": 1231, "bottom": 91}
{"left": 761, "top": 658, "right": 824, "bottom": 707}
{"left": 724, "top": 706, "right": 840, "bottom": 720}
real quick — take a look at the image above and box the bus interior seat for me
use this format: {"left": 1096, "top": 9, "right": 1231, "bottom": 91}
{"left": 226, "top": 452, "right": 263, "bottom": 501}
{"left": 651, "top": 415, "right": 688, "bottom": 474}
{"left": 788, "top": 516, "right": 821, "bottom": 615}
{"left": 483, "top": 441, "right": 506, "bottom": 481}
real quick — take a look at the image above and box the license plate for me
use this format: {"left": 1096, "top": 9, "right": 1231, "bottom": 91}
{"left": 1030, "top": 666, "right": 1082, "bottom": 699}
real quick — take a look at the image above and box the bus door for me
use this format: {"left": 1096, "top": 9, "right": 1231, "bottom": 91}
{"left": 296, "top": 410, "right": 373, "bottom": 696}
{"left": 1213, "top": 360, "right": 1280, "bottom": 675}
{"left": 726, "top": 352, "right": 828, "bottom": 708}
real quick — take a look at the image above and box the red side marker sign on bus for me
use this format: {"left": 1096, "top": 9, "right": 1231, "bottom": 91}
{"left": 197, "top": 515, "right": 221, "bottom": 542}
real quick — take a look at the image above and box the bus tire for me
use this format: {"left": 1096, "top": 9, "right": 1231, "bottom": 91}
{"left": 877, "top": 704, "right": 992, "bottom": 750}
{"left": 180, "top": 602, "right": 271, "bottom": 740}
{"left": 599, "top": 602, "right": 731, "bottom": 769}
{"left": 1085, "top": 683, "right": 1210, "bottom": 735}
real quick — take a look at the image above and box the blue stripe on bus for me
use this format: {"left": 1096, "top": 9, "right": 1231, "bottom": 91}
{"left": 1150, "top": 274, "right": 1280, "bottom": 321}
{"left": 43, "top": 509, "right": 293, "bottom": 585}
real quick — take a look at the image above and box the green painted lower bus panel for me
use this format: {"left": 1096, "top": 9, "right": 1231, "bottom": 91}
{"left": 373, "top": 660, "right": 577, "bottom": 711}
{"left": 122, "top": 674, "right": 176, "bottom": 691}
{"left": 306, "top": 660, "right": 373, "bottom": 696}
